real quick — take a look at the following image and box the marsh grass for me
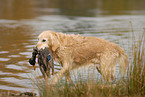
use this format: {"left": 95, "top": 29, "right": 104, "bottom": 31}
{"left": 34, "top": 32, "right": 144, "bottom": 97}
{"left": 126, "top": 33, "right": 145, "bottom": 96}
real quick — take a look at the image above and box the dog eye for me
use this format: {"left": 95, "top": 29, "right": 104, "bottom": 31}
{"left": 42, "top": 39, "right": 46, "bottom": 42}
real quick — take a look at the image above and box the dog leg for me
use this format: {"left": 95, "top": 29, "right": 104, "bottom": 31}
{"left": 110, "top": 57, "right": 118, "bottom": 80}
{"left": 100, "top": 53, "right": 118, "bottom": 82}
{"left": 65, "top": 71, "right": 71, "bottom": 82}
{"left": 51, "top": 64, "right": 70, "bottom": 84}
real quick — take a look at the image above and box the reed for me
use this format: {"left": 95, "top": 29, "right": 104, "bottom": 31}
{"left": 126, "top": 32, "right": 145, "bottom": 96}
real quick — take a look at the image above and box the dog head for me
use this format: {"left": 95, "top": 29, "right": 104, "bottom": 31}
{"left": 36, "top": 31, "right": 60, "bottom": 51}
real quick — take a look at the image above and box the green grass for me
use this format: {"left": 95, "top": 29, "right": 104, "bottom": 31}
{"left": 34, "top": 32, "right": 145, "bottom": 97}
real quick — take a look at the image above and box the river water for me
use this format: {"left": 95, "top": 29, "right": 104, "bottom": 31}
{"left": 0, "top": 0, "right": 144, "bottom": 94}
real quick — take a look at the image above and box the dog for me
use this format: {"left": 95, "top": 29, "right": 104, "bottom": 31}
{"left": 36, "top": 30, "right": 128, "bottom": 84}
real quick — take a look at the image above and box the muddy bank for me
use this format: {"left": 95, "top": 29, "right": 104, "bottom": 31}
{"left": 0, "top": 91, "right": 37, "bottom": 97}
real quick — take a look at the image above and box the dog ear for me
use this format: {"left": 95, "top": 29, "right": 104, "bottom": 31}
{"left": 50, "top": 32, "right": 60, "bottom": 51}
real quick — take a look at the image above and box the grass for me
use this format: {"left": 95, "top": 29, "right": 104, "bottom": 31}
{"left": 126, "top": 33, "right": 145, "bottom": 96}
{"left": 34, "top": 32, "right": 144, "bottom": 97}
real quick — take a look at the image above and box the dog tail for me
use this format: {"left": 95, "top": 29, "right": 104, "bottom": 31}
{"left": 118, "top": 52, "right": 128, "bottom": 76}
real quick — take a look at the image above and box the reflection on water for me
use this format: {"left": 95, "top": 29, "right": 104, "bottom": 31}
{"left": 0, "top": 0, "right": 145, "bottom": 94}
{"left": 1, "top": 0, "right": 145, "bottom": 19}
{"left": 0, "top": 24, "right": 36, "bottom": 92}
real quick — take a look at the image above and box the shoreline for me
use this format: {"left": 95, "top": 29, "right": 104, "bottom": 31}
{"left": 0, "top": 91, "right": 37, "bottom": 97}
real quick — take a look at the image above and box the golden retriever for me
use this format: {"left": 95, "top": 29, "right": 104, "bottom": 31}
{"left": 36, "top": 30, "right": 128, "bottom": 84}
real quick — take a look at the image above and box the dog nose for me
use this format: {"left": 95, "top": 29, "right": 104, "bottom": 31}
{"left": 35, "top": 45, "right": 38, "bottom": 49}
{"left": 36, "top": 43, "right": 45, "bottom": 50}
{"left": 36, "top": 43, "right": 41, "bottom": 50}
{"left": 34, "top": 47, "right": 38, "bottom": 51}
{"left": 36, "top": 42, "right": 40, "bottom": 48}
{"left": 36, "top": 45, "right": 38, "bottom": 48}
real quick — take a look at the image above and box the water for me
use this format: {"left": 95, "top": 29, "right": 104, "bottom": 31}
{"left": 0, "top": 0, "right": 145, "bottom": 94}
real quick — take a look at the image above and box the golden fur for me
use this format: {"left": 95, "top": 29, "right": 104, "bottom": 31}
{"left": 36, "top": 31, "right": 128, "bottom": 83}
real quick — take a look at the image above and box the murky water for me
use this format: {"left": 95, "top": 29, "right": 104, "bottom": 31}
{"left": 0, "top": 0, "right": 145, "bottom": 94}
